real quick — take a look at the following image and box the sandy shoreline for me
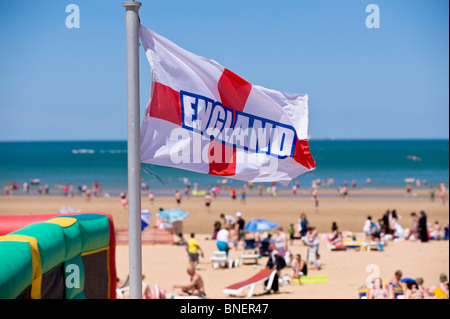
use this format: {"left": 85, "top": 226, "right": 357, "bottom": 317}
{"left": 0, "top": 189, "right": 448, "bottom": 299}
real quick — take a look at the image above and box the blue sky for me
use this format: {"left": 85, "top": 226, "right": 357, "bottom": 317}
{"left": 0, "top": 0, "right": 448, "bottom": 141}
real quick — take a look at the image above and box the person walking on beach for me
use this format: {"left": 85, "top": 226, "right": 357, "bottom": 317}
{"left": 258, "top": 184, "right": 264, "bottom": 197}
{"left": 175, "top": 190, "right": 182, "bottom": 206}
{"left": 311, "top": 187, "right": 318, "bottom": 212}
{"left": 120, "top": 192, "right": 128, "bottom": 209}
{"left": 438, "top": 183, "right": 447, "bottom": 205}
{"left": 186, "top": 233, "right": 204, "bottom": 269}
{"left": 148, "top": 191, "right": 154, "bottom": 205}
{"left": 204, "top": 192, "right": 212, "bottom": 211}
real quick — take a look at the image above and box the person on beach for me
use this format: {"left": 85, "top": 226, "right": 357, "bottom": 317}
{"left": 173, "top": 266, "right": 206, "bottom": 298}
{"left": 363, "top": 216, "right": 375, "bottom": 241}
{"left": 212, "top": 221, "right": 221, "bottom": 240}
{"left": 429, "top": 186, "right": 436, "bottom": 202}
{"left": 186, "top": 233, "right": 204, "bottom": 269}
{"left": 120, "top": 192, "right": 128, "bottom": 209}
{"left": 438, "top": 182, "right": 447, "bottom": 205}
{"left": 265, "top": 244, "right": 286, "bottom": 293}
{"left": 291, "top": 254, "right": 307, "bottom": 283}
{"left": 292, "top": 184, "right": 298, "bottom": 197}
{"left": 175, "top": 190, "right": 182, "bottom": 206}
{"left": 240, "top": 187, "right": 246, "bottom": 203}
{"left": 314, "top": 253, "right": 322, "bottom": 270}
{"left": 409, "top": 212, "right": 419, "bottom": 241}
{"left": 220, "top": 213, "right": 236, "bottom": 228}
{"left": 311, "top": 187, "right": 318, "bottom": 211}
{"left": 288, "top": 224, "right": 296, "bottom": 245}
{"left": 405, "top": 282, "right": 425, "bottom": 299}
{"left": 304, "top": 227, "right": 319, "bottom": 268}
{"left": 231, "top": 188, "right": 237, "bottom": 200}
{"left": 274, "top": 227, "right": 289, "bottom": 259}
{"left": 418, "top": 211, "right": 429, "bottom": 242}
{"left": 258, "top": 184, "right": 264, "bottom": 196}
{"left": 271, "top": 182, "right": 277, "bottom": 197}
{"left": 235, "top": 212, "right": 245, "bottom": 242}
{"left": 216, "top": 225, "right": 231, "bottom": 257}
{"left": 148, "top": 191, "right": 154, "bottom": 205}
{"left": 368, "top": 277, "right": 388, "bottom": 299}
{"left": 390, "top": 270, "right": 403, "bottom": 287}
{"left": 204, "top": 192, "right": 211, "bottom": 211}
{"left": 299, "top": 213, "right": 309, "bottom": 238}
{"left": 342, "top": 184, "right": 349, "bottom": 200}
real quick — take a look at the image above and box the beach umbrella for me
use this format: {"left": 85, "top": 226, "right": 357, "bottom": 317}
{"left": 244, "top": 218, "right": 279, "bottom": 233}
{"left": 141, "top": 209, "right": 152, "bottom": 231}
{"left": 158, "top": 209, "right": 189, "bottom": 223}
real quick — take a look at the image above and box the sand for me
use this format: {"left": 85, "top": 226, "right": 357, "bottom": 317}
{"left": 0, "top": 188, "right": 448, "bottom": 299}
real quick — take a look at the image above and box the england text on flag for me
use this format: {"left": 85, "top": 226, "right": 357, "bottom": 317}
{"left": 139, "top": 25, "right": 315, "bottom": 185}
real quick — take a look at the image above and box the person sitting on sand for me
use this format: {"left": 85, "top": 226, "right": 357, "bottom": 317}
{"left": 405, "top": 282, "right": 425, "bottom": 299}
{"left": 390, "top": 270, "right": 403, "bottom": 287}
{"left": 428, "top": 273, "right": 449, "bottom": 299}
{"left": 291, "top": 254, "right": 307, "bottom": 284}
{"left": 173, "top": 266, "right": 206, "bottom": 298}
{"left": 331, "top": 231, "right": 343, "bottom": 246}
{"left": 368, "top": 277, "right": 388, "bottom": 299}
{"left": 314, "top": 253, "right": 322, "bottom": 270}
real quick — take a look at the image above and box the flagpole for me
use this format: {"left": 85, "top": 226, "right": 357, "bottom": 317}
{"left": 123, "top": 0, "right": 142, "bottom": 299}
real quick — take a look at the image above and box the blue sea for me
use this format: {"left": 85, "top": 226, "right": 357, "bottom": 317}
{"left": 0, "top": 140, "right": 448, "bottom": 196}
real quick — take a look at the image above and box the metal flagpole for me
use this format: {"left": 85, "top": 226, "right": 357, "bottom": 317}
{"left": 123, "top": 0, "right": 142, "bottom": 299}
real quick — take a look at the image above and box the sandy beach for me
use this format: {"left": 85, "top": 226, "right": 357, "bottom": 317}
{"left": 0, "top": 188, "right": 448, "bottom": 299}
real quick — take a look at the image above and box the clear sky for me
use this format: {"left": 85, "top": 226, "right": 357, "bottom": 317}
{"left": 0, "top": 0, "right": 448, "bottom": 141}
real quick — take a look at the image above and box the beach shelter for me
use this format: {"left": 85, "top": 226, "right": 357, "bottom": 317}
{"left": 157, "top": 209, "right": 189, "bottom": 224}
{"left": 141, "top": 210, "right": 152, "bottom": 231}
{"left": 244, "top": 219, "right": 279, "bottom": 233}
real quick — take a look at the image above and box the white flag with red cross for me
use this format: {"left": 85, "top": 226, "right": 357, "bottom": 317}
{"left": 139, "top": 25, "right": 315, "bottom": 185}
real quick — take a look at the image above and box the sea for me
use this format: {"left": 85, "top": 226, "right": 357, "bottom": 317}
{"left": 0, "top": 140, "right": 448, "bottom": 197}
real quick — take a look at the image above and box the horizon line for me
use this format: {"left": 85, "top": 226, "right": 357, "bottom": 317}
{"left": 0, "top": 137, "right": 449, "bottom": 143}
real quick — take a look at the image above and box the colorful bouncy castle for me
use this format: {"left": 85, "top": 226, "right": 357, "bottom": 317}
{"left": 0, "top": 212, "right": 116, "bottom": 299}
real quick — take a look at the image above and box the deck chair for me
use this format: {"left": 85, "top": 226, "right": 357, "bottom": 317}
{"left": 366, "top": 241, "right": 383, "bottom": 251}
{"left": 434, "top": 287, "right": 448, "bottom": 299}
{"left": 327, "top": 238, "right": 347, "bottom": 251}
{"left": 240, "top": 239, "right": 260, "bottom": 265}
{"left": 210, "top": 251, "right": 239, "bottom": 269}
{"left": 223, "top": 269, "right": 277, "bottom": 298}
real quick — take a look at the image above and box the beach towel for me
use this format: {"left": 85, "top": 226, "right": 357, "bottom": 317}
{"left": 299, "top": 275, "right": 328, "bottom": 284}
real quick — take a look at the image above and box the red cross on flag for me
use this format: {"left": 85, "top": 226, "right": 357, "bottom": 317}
{"left": 139, "top": 25, "right": 315, "bottom": 185}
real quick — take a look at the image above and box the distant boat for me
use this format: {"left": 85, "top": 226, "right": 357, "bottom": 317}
{"left": 406, "top": 155, "right": 422, "bottom": 162}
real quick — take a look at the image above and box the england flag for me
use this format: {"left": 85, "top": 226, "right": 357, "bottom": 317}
{"left": 139, "top": 25, "right": 315, "bottom": 185}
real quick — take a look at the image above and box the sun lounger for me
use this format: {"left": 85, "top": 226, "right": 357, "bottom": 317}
{"left": 240, "top": 253, "right": 260, "bottom": 265}
{"left": 240, "top": 239, "right": 260, "bottom": 265}
{"left": 210, "top": 251, "right": 239, "bottom": 269}
{"left": 223, "top": 269, "right": 277, "bottom": 297}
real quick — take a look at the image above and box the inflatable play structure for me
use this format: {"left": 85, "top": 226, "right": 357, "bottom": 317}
{"left": 0, "top": 212, "right": 116, "bottom": 299}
